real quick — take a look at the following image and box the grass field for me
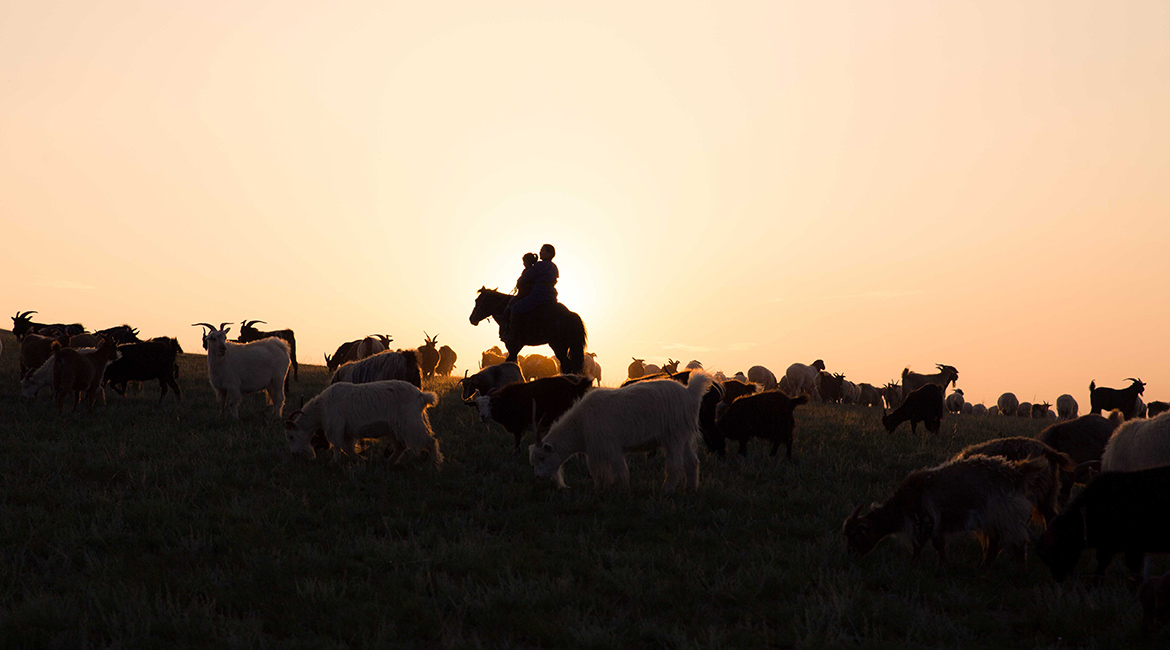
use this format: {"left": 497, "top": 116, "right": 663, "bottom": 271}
{"left": 0, "top": 329, "right": 1164, "bottom": 649}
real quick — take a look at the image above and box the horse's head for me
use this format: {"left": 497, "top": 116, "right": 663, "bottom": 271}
{"left": 470, "top": 286, "right": 503, "bottom": 326}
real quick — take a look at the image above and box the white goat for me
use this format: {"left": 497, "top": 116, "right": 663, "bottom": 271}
{"left": 747, "top": 365, "right": 778, "bottom": 391}
{"left": 581, "top": 352, "right": 602, "bottom": 384}
{"left": 192, "top": 322, "right": 290, "bottom": 419}
{"left": 331, "top": 349, "right": 420, "bottom": 386}
{"left": 20, "top": 354, "right": 59, "bottom": 399}
{"left": 529, "top": 372, "right": 714, "bottom": 493}
{"left": 785, "top": 359, "right": 825, "bottom": 398}
{"left": 286, "top": 380, "right": 441, "bottom": 466}
{"left": 1100, "top": 412, "right": 1170, "bottom": 472}
{"left": 1056, "top": 394, "right": 1079, "bottom": 420}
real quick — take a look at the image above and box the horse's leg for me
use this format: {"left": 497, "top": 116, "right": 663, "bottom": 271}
{"left": 505, "top": 340, "right": 522, "bottom": 364}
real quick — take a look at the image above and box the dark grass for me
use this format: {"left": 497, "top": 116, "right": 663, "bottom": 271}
{"left": 0, "top": 329, "right": 1165, "bottom": 648}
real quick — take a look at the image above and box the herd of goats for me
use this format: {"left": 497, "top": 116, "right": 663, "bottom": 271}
{"left": 8, "top": 309, "right": 1170, "bottom": 631}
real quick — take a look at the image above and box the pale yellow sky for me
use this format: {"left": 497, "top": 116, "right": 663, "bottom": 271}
{"left": 3, "top": 1, "right": 1169, "bottom": 406}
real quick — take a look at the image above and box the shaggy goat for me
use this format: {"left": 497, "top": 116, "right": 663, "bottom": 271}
{"left": 882, "top": 383, "right": 944, "bottom": 435}
{"left": 712, "top": 390, "right": 809, "bottom": 460}
{"left": 900, "top": 364, "right": 959, "bottom": 403}
{"left": 436, "top": 345, "right": 457, "bottom": 376}
{"left": 529, "top": 372, "right": 714, "bottom": 492}
{"left": 52, "top": 338, "right": 120, "bottom": 412}
{"left": 997, "top": 393, "right": 1019, "bottom": 417}
{"left": 286, "top": 380, "right": 441, "bottom": 467}
{"left": 475, "top": 374, "right": 593, "bottom": 453}
{"left": 238, "top": 320, "right": 299, "bottom": 383}
{"left": 459, "top": 362, "right": 524, "bottom": 400}
{"left": 193, "top": 322, "right": 291, "bottom": 420}
{"left": 1037, "top": 465, "right": 1170, "bottom": 583}
{"left": 747, "top": 365, "right": 778, "bottom": 391}
{"left": 785, "top": 359, "right": 826, "bottom": 398}
{"left": 1056, "top": 394, "right": 1079, "bottom": 420}
{"left": 843, "top": 455, "right": 1050, "bottom": 567}
{"left": 1100, "top": 412, "right": 1170, "bottom": 472}
{"left": 417, "top": 332, "right": 441, "bottom": 379}
{"left": 1090, "top": 378, "right": 1146, "bottom": 419}
{"left": 945, "top": 389, "right": 965, "bottom": 414}
{"left": 953, "top": 437, "right": 1075, "bottom": 524}
{"left": 331, "top": 349, "right": 422, "bottom": 388}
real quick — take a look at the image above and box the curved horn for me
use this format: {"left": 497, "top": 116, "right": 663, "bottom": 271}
{"left": 191, "top": 322, "right": 216, "bottom": 331}
{"left": 1126, "top": 377, "right": 1140, "bottom": 383}
{"left": 252, "top": 320, "right": 266, "bottom": 326}
{"left": 464, "top": 369, "right": 470, "bottom": 379}
{"left": 218, "top": 322, "right": 231, "bottom": 331}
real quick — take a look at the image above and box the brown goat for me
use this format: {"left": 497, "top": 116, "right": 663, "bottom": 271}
{"left": 417, "top": 332, "right": 441, "bottom": 379}
{"left": 954, "top": 437, "right": 1075, "bottom": 524}
{"left": 843, "top": 455, "right": 1049, "bottom": 567}
{"left": 52, "top": 338, "right": 120, "bottom": 411}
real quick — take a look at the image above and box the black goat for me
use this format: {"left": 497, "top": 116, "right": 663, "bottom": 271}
{"left": 1089, "top": 378, "right": 1145, "bottom": 419}
{"left": 713, "top": 390, "right": 809, "bottom": 459}
{"left": 238, "top": 320, "right": 298, "bottom": 383}
{"left": 325, "top": 339, "right": 360, "bottom": 373}
{"left": 1147, "top": 401, "right": 1170, "bottom": 418}
{"left": 103, "top": 337, "right": 183, "bottom": 403}
{"left": 1037, "top": 413, "right": 1120, "bottom": 504}
{"left": 11, "top": 310, "right": 85, "bottom": 340}
{"left": 882, "top": 383, "right": 944, "bottom": 435}
{"left": 472, "top": 374, "right": 593, "bottom": 453}
{"left": 95, "top": 324, "right": 141, "bottom": 345}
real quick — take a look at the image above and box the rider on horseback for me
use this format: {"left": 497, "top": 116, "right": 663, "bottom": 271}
{"left": 500, "top": 244, "right": 559, "bottom": 343}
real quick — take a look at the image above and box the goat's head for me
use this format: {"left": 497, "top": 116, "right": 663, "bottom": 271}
{"left": 529, "top": 441, "right": 564, "bottom": 482}
{"left": 192, "top": 322, "right": 231, "bottom": 356}
{"left": 1127, "top": 377, "right": 1147, "bottom": 394}
{"left": 285, "top": 410, "right": 317, "bottom": 458}
{"left": 663, "top": 358, "right": 679, "bottom": 373}
{"left": 11, "top": 310, "right": 37, "bottom": 338}
{"left": 423, "top": 332, "right": 438, "bottom": 348}
{"left": 812, "top": 359, "right": 826, "bottom": 371}
{"left": 842, "top": 503, "right": 884, "bottom": 556}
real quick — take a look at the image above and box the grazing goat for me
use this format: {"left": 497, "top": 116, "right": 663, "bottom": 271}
{"left": 1016, "top": 402, "right": 1033, "bottom": 418}
{"left": 1056, "top": 394, "right": 1079, "bottom": 420}
{"left": 519, "top": 354, "right": 559, "bottom": 380}
{"left": 481, "top": 346, "right": 506, "bottom": 369}
{"left": 627, "top": 358, "right": 646, "bottom": 380}
{"left": 1032, "top": 402, "right": 1052, "bottom": 419}
{"left": 1139, "top": 572, "right": 1170, "bottom": 632}
{"left": 95, "top": 325, "right": 141, "bottom": 345}
{"left": 815, "top": 371, "right": 846, "bottom": 403}
{"left": 882, "top": 382, "right": 902, "bottom": 410}
{"left": 1037, "top": 465, "right": 1170, "bottom": 583}
{"left": 475, "top": 374, "right": 593, "bottom": 453}
{"left": 324, "top": 339, "right": 360, "bottom": 373}
{"left": 712, "top": 390, "right": 808, "bottom": 459}
{"left": 529, "top": 372, "right": 714, "bottom": 492}
{"left": 103, "top": 337, "right": 183, "bottom": 403}
{"left": 11, "top": 310, "right": 85, "bottom": 340}
{"left": 417, "top": 332, "right": 441, "bottom": 379}
{"left": 581, "top": 352, "right": 602, "bottom": 384}
{"left": 988, "top": 406, "right": 1000, "bottom": 416}
{"left": 1148, "top": 401, "right": 1170, "bottom": 418}
{"left": 51, "top": 338, "right": 120, "bottom": 412}
{"left": 972, "top": 403, "right": 987, "bottom": 415}
{"left": 193, "top": 322, "right": 290, "bottom": 420}
{"left": 858, "top": 383, "right": 883, "bottom": 408}
{"left": 331, "top": 349, "right": 422, "bottom": 388}
{"left": 436, "top": 345, "right": 457, "bottom": 376}
{"left": 843, "top": 455, "right": 1050, "bottom": 567}
{"left": 900, "top": 364, "right": 959, "bottom": 404}
{"left": 953, "top": 437, "right": 1075, "bottom": 524}
{"left": 747, "top": 365, "right": 777, "bottom": 391}
{"left": 1038, "top": 413, "right": 1121, "bottom": 503}
{"left": 785, "top": 359, "right": 826, "bottom": 398}
{"left": 21, "top": 355, "right": 59, "bottom": 400}
{"left": 882, "top": 384, "right": 944, "bottom": 435}
{"left": 1090, "top": 378, "right": 1146, "bottom": 419}
{"left": 239, "top": 320, "right": 299, "bottom": 383}
{"left": 341, "top": 335, "right": 393, "bottom": 365}
{"left": 286, "top": 380, "right": 441, "bottom": 467}
{"left": 19, "top": 331, "right": 66, "bottom": 376}
{"left": 1100, "top": 412, "right": 1170, "bottom": 472}
{"left": 961, "top": 402, "right": 974, "bottom": 415}
{"left": 997, "top": 393, "right": 1019, "bottom": 417}
{"left": 459, "top": 362, "right": 524, "bottom": 400}
{"left": 945, "top": 389, "right": 965, "bottom": 414}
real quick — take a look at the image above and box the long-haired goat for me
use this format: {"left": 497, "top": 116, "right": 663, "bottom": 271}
{"left": 1090, "top": 378, "right": 1146, "bottom": 419}
{"left": 882, "top": 383, "right": 944, "bottom": 435}
{"left": 843, "top": 455, "right": 1050, "bottom": 567}
{"left": 286, "top": 380, "right": 441, "bottom": 467}
{"left": 239, "top": 320, "right": 298, "bottom": 383}
{"left": 900, "top": 364, "right": 959, "bottom": 404}
{"left": 954, "top": 437, "right": 1075, "bottom": 524}
{"left": 997, "top": 393, "right": 1019, "bottom": 417}
{"left": 712, "top": 390, "right": 809, "bottom": 460}
{"left": 785, "top": 359, "right": 825, "bottom": 398}
{"left": 529, "top": 372, "right": 714, "bottom": 493}
{"left": 331, "top": 349, "right": 422, "bottom": 388}
{"left": 192, "top": 322, "right": 290, "bottom": 420}
{"left": 1100, "top": 412, "right": 1170, "bottom": 472}
{"left": 1038, "top": 465, "right": 1170, "bottom": 583}
{"left": 459, "top": 362, "right": 524, "bottom": 400}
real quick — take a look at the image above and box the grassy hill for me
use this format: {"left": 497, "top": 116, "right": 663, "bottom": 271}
{"left": 0, "top": 329, "right": 1161, "bottom": 648}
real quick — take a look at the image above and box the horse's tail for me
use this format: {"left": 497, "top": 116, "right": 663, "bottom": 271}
{"left": 564, "top": 307, "right": 587, "bottom": 375}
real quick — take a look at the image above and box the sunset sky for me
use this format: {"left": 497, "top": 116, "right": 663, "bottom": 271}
{"left": 3, "top": 1, "right": 1169, "bottom": 406}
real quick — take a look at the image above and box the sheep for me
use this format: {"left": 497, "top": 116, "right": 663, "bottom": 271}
{"left": 784, "top": 359, "right": 825, "bottom": 398}
{"left": 519, "top": 354, "right": 559, "bottom": 380}
{"left": 685, "top": 360, "right": 703, "bottom": 370}
{"left": 102, "top": 337, "right": 184, "bottom": 403}
{"left": 1139, "top": 572, "right": 1170, "bottom": 632}
{"left": 815, "top": 371, "right": 846, "bottom": 403}
{"left": 436, "top": 345, "right": 458, "bottom": 376}
{"left": 192, "top": 322, "right": 291, "bottom": 420}
{"left": 528, "top": 372, "right": 714, "bottom": 492}
{"left": 460, "top": 362, "right": 524, "bottom": 400}
{"left": 627, "top": 358, "right": 646, "bottom": 380}
{"left": 1056, "top": 394, "right": 1079, "bottom": 420}
{"left": 581, "top": 352, "right": 602, "bottom": 384}
{"left": 858, "top": 383, "right": 883, "bottom": 408}
{"left": 1100, "top": 412, "right": 1170, "bottom": 473}
{"left": 324, "top": 339, "right": 360, "bottom": 373}
{"left": 238, "top": 320, "right": 299, "bottom": 383}
{"left": 712, "top": 390, "right": 809, "bottom": 459}
{"left": 945, "top": 389, "right": 965, "bottom": 414}
{"left": 475, "top": 374, "right": 593, "bottom": 453}
{"left": 900, "top": 364, "right": 959, "bottom": 403}
{"left": 746, "top": 365, "right": 778, "bottom": 391}
{"left": 997, "top": 393, "right": 1019, "bottom": 417}
{"left": 961, "top": 402, "right": 974, "bottom": 415}
{"left": 1031, "top": 402, "right": 1052, "bottom": 419}
{"left": 330, "top": 349, "right": 422, "bottom": 388}
{"left": 953, "top": 437, "right": 1075, "bottom": 524}
{"left": 972, "top": 404, "right": 987, "bottom": 415}
{"left": 1090, "top": 378, "right": 1146, "bottom": 419}
{"left": 1149, "top": 401, "right": 1170, "bottom": 418}
{"left": 285, "top": 380, "right": 441, "bottom": 467}
{"left": 988, "top": 406, "right": 1000, "bottom": 416}
{"left": 417, "top": 332, "right": 441, "bottom": 379}
{"left": 882, "top": 383, "right": 944, "bottom": 435}
{"left": 843, "top": 455, "right": 1051, "bottom": 567}
{"left": 1037, "top": 413, "right": 1121, "bottom": 503}
{"left": 481, "top": 345, "right": 507, "bottom": 369}
{"left": 882, "top": 382, "right": 902, "bottom": 410}
{"left": 1016, "top": 402, "right": 1033, "bottom": 418}
{"left": 1037, "top": 464, "right": 1170, "bottom": 583}
{"left": 51, "top": 338, "right": 120, "bottom": 412}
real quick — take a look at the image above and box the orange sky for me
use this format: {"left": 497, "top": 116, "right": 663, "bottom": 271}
{"left": 3, "top": 1, "right": 1169, "bottom": 407}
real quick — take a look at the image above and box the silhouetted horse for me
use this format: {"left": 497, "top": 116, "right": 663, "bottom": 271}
{"left": 469, "top": 287, "right": 587, "bottom": 375}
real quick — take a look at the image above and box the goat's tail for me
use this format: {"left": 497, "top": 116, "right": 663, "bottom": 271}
{"left": 687, "top": 370, "right": 715, "bottom": 406}
{"left": 1089, "top": 380, "right": 1096, "bottom": 392}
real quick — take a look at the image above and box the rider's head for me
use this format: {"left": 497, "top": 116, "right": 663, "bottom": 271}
{"left": 539, "top": 244, "right": 555, "bottom": 261}
{"left": 522, "top": 252, "right": 538, "bottom": 268}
